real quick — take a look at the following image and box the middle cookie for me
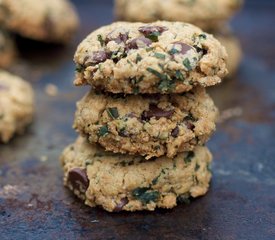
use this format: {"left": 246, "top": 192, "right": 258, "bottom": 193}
{"left": 74, "top": 87, "right": 218, "bottom": 159}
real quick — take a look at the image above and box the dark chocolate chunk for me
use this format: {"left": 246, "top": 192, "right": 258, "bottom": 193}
{"left": 84, "top": 51, "right": 111, "bottom": 66}
{"left": 113, "top": 197, "right": 129, "bottom": 212}
{"left": 141, "top": 104, "right": 174, "bottom": 121}
{"left": 67, "top": 168, "right": 89, "bottom": 193}
{"left": 169, "top": 42, "right": 192, "bottom": 55}
{"left": 171, "top": 126, "right": 179, "bottom": 137}
{"left": 126, "top": 37, "right": 152, "bottom": 50}
{"left": 105, "top": 32, "right": 129, "bottom": 44}
{"left": 139, "top": 25, "right": 168, "bottom": 36}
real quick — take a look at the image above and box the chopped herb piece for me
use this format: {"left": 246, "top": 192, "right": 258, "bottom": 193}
{"left": 152, "top": 169, "right": 166, "bottom": 185}
{"left": 175, "top": 70, "right": 184, "bottom": 81}
{"left": 199, "top": 33, "right": 207, "bottom": 40}
{"left": 146, "top": 47, "right": 154, "bottom": 52}
{"left": 107, "top": 107, "right": 119, "bottom": 119}
{"left": 184, "top": 151, "right": 194, "bottom": 164}
{"left": 127, "top": 59, "right": 133, "bottom": 66}
{"left": 97, "top": 34, "right": 105, "bottom": 47}
{"left": 75, "top": 64, "right": 84, "bottom": 73}
{"left": 168, "top": 48, "right": 180, "bottom": 55}
{"left": 136, "top": 53, "right": 142, "bottom": 63}
{"left": 132, "top": 187, "right": 160, "bottom": 204}
{"left": 98, "top": 125, "right": 108, "bottom": 136}
{"left": 183, "top": 58, "right": 193, "bottom": 71}
{"left": 195, "top": 164, "right": 200, "bottom": 171}
{"left": 133, "top": 87, "right": 139, "bottom": 94}
{"left": 147, "top": 67, "right": 166, "bottom": 80}
{"left": 154, "top": 52, "right": 166, "bottom": 59}
{"left": 177, "top": 194, "right": 191, "bottom": 204}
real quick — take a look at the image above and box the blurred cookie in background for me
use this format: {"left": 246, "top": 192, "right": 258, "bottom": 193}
{"left": 115, "top": 0, "right": 243, "bottom": 31}
{"left": 0, "top": 29, "right": 16, "bottom": 68}
{"left": 0, "top": 0, "right": 79, "bottom": 44}
{"left": 0, "top": 70, "right": 34, "bottom": 143}
{"left": 215, "top": 28, "right": 242, "bottom": 78}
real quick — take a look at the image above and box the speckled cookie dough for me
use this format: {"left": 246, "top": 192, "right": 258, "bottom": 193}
{"left": 74, "top": 87, "right": 218, "bottom": 159}
{"left": 0, "top": 71, "right": 34, "bottom": 143}
{"left": 74, "top": 21, "right": 228, "bottom": 94}
{"left": 0, "top": 29, "right": 16, "bottom": 68}
{"left": 216, "top": 30, "right": 242, "bottom": 78}
{"left": 0, "top": 0, "right": 79, "bottom": 43}
{"left": 60, "top": 137, "right": 212, "bottom": 212}
{"left": 115, "top": 0, "right": 243, "bottom": 31}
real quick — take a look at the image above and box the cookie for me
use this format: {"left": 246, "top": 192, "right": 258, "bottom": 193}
{"left": 115, "top": 0, "right": 243, "bottom": 31}
{"left": 60, "top": 137, "right": 212, "bottom": 212}
{"left": 74, "top": 87, "right": 218, "bottom": 159}
{"left": 74, "top": 21, "right": 228, "bottom": 94}
{"left": 0, "top": 71, "right": 34, "bottom": 143}
{"left": 0, "top": 29, "right": 16, "bottom": 68}
{"left": 0, "top": 0, "right": 79, "bottom": 43}
{"left": 216, "top": 31, "right": 242, "bottom": 78}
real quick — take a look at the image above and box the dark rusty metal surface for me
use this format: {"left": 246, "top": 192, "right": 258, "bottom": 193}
{"left": 1, "top": 1, "right": 275, "bottom": 239}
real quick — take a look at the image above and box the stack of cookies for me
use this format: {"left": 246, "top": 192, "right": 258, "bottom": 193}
{"left": 115, "top": 0, "right": 243, "bottom": 77}
{"left": 61, "top": 21, "right": 228, "bottom": 212}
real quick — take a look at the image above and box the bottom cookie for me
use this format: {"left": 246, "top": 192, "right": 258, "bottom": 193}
{"left": 60, "top": 137, "right": 212, "bottom": 212}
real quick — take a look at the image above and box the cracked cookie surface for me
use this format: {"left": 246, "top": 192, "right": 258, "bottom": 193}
{"left": 74, "top": 21, "right": 228, "bottom": 94}
{"left": 0, "top": 0, "right": 79, "bottom": 43}
{"left": 74, "top": 87, "right": 218, "bottom": 159}
{"left": 0, "top": 70, "right": 34, "bottom": 143}
{"left": 115, "top": 0, "right": 243, "bottom": 31}
{"left": 60, "top": 137, "right": 212, "bottom": 212}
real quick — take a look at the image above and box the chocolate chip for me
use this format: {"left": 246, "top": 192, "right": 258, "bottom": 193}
{"left": 169, "top": 42, "right": 193, "bottom": 55}
{"left": 141, "top": 104, "right": 174, "bottom": 121}
{"left": 105, "top": 32, "right": 129, "bottom": 44}
{"left": 194, "top": 46, "right": 207, "bottom": 55}
{"left": 84, "top": 51, "right": 110, "bottom": 66}
{"left": 67, "top": 168, "right": 89, "bottom": 193}
{"left": 184, "top": 121, "right": 195, "bottom": 130}
{"left": 171, "top": 126, "right": 179, "bottom": 137}
{"left": 113, "top": 197, "right": 129, "bottom": 212}
{"left": 126, "top": 37, "right": 152, "bottom": 50}
{"left": 139, "top": 25, "right": 168, "bottom": 36}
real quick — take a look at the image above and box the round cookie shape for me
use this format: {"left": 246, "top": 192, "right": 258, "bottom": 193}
{"left": 215, "top": 31, "right": 242, "bottom": 78}
{"left": 0, "top": 0, "right": 79, "bottom": 43}
{"left": 74, "top": 87, "right": 218, "bottom": 159}
{"left": 74, "top": 21, "right": 228, "bottom": 94}
{"left": 0, "top": 71, "right": 34, "bottom": 143}
{"left": 0, "top": 29, "right": 16, "bottom": 68}
{"left": 115, "top": 0, "right": 243, "bottom": 31}
{"left": 60, "top": 137, "right": 212, "bottom": 212}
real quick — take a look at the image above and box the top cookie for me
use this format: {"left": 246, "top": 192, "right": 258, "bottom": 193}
{"left": 74, "top": 21, "right": 228, "bottom": 94}
{"left": 0, "top": 0, "right": 79, "bottom": 43}
{"left": 115, "top": 0, "right": 243, "bottom": 31}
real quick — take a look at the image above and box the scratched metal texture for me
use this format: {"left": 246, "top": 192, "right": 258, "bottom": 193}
{"left": 0, "top": 1, "right": 275, "bottom": 239}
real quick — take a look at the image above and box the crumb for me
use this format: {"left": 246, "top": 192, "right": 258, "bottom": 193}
{"left": 45, "top": 84, "right": 58, "bottom": 96}
{"left": 40, "top": 155, "right": 48, "bottom": 162}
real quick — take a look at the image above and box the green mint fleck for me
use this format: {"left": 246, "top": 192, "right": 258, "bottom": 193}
{"left": 132, "top": 187, "right": 160, "bottom": 204}
{"left": 177, "top": 194, "right": 191, "bottom": 204}
{"left": 75, "top": 64, "right": 84, "bottom": 73}
{"left": 154, "top": 52, "right": 166, "bottom": 59}
{"left": 127, "top": 59, "right": 133, "bottom": 66}
{"left": 152, "top": 169, "right": 166, "bottom": 185}
{"left": 97, "top": 34, "right": 105, "bottom": 47}
{"left": 168, "top": 48, "right": 180, "bottom": 55}
{"left": 133, "top": 87, "right": 139, "bottom": 94}
{"left": 145, "top": 32, "right": 161, "bottom": 42}
{"left": 136, "top": 53, "right": 142, "bottom": 63}
{"left": 183, "top": 58, "right": 193, "bottom": 71}
{"left": 195, "top": 164, "right": 200, "bottom": 171}
{"left": 146, "top": 47, "right": 154, "bottom": 52}
{"left": 147, "top": 67, "right": 166, "bottom": 80}
{"left": 98, "top": 125, "right": 108, "bottom": 137}
{"left": 175, "top": 70, "right": 184, "bottom": 81}
{"left": 107, "top": 107, "right": 119, "bottom": 119}
{"left": 184, "top": 151, "right": 194, "bottom": 164}
{"left": 199, "top": 33, "right": 207, "bottom": 40}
